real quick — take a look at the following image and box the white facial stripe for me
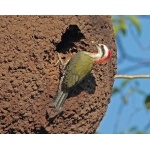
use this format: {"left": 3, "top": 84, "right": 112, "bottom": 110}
{"left": 88, "top": 44, "right": 110, "bottom": 61}
{"left": 97, "top": 44, "right": 109, "bottom": 58}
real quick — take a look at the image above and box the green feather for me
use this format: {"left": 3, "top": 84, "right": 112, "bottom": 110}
{"left": 54, "top": 51, "right": 94, "bottom": 111}
{"left": 63, "top": 51, "right": 93, "bottom": 90}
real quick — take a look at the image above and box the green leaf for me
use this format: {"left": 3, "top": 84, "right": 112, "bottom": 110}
{"left": 111, "top": 16, "right": 116, "bottom": 22}
{"left": 120, "top": 21, "right": 127, "bottom": 35}
{"left": 134, "top": 88, "right": 146, "bottom": 96}
{"left": 112, "top": 87, "right": 120, "bottom": 94}
{"left": 136, "top": 131, "right": 147, "bottom": 134}
{"left": 121, "top": 79, "right": 131, "bottom": 88}
{"left": 113, "top": 24, "right": 121, "bottom": 36}
{"left": 128, "top": 87, "right": 146, "bottom": 96}
{"left": 129, "top": 126, "right": 137, "bottom": 132}
{"left": 122, "top": 95, "right": 128, "bottom": 104}
{"left": 129, "top": 16, "right": 141, "bottom": 34}
{"left": 119, "top": 131, "right": 125, "bottom": 134}
{"left": 128, "top": 87, "right": 136, "bottom": 95}
{"left": 128, "top": 127, "right": 147, "bottom": 134}
{"left": 113, "top": 16, "right": 127, "bottom": 36}
{"left": 145, "top": 95, "right": 150, "bottom": 109}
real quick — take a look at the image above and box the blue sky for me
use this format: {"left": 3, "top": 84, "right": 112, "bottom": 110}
{"left": 99, "top": 16, "right": 150, "bottom": 134}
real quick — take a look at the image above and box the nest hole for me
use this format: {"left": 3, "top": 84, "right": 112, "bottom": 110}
{"left": 56, "top": 25, "right": 85, "bottom": 53}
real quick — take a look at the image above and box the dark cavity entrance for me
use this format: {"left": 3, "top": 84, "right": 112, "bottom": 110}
{"left": 56, "top": 25, "right": 85, "bottom": 53}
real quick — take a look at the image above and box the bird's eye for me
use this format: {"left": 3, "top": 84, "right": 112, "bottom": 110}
{"left": 100, "top": 45, "right": 105, "bottom": 57}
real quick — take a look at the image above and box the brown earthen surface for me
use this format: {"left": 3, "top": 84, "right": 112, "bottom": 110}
{"left": 0, "top": 16, "right": 116, "bottom": 133}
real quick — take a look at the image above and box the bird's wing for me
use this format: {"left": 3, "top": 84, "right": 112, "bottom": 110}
{"left": 62, "top": 52, "right": 93, "bottom": 90}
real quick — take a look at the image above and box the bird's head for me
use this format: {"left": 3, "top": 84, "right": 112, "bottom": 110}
{"left": 92, "top": 43, "right": 111, "bottom": 65}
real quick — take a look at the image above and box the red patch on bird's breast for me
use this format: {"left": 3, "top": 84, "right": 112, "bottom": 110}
{"left": 94, "top": 50, "right": 111, "bottom": 65}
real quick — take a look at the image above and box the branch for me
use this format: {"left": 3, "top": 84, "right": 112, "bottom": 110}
{"left": 115, "top": 74, "right": 150, "bottom": 79}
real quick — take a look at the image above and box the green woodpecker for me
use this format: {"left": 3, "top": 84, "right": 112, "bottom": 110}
{"left": 54, "top": 43, "right": 111, "bottom": 111}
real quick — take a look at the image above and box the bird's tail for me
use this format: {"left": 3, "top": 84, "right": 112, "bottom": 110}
{"left": 54, "top": 91, "right": 68, "bottom": 111}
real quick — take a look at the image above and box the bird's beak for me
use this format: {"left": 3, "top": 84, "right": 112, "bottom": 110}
{"left": 95, "top": 44, "right": 100, "bottom": 50}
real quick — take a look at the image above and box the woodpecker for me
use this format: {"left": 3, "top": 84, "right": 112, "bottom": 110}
{"left": 54, "top": 43, "right": 111, "bottom": 111}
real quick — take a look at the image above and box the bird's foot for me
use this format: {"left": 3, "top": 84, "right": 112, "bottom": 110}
{"left": 54, "top": 53, "right": 70, "bottom": 69}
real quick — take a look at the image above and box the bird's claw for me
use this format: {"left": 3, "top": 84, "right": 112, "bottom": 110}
{"left": 54, "top": 53, "right": 70, "bottom": 69}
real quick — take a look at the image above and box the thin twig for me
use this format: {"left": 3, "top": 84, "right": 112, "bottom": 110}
{"left": 130, "top": 27, "right": 150, "bottom": 51}
{"left": 117, "top": 36, "right": 146, "bottom": 63}
{"left": 115, "top": 74, "right": 150, "bottom": 79}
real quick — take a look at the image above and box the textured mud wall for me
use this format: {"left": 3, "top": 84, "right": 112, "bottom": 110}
{"left": 0, "top": 16, "right": 116, "bottom": 133}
